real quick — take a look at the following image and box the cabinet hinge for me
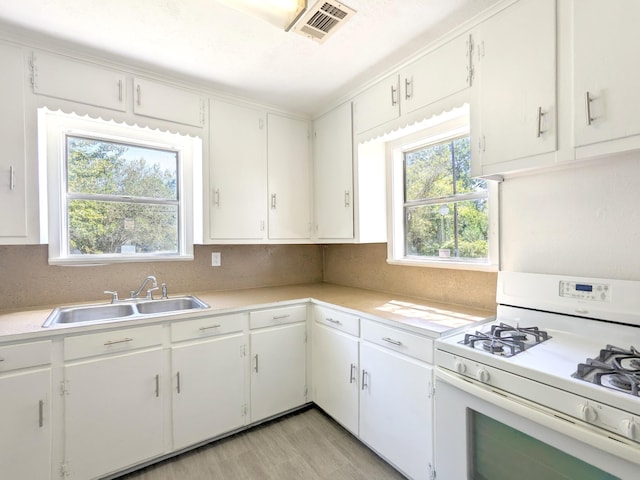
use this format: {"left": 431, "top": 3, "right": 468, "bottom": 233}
{"left": 466, "top": 34, "right": 474, "bottom": 86}
{"left": 241, "top": 404, "right": 248, "bottom": 417}
{"left": 428, "top": 380, "right": 435, "bottom": 399}
{"left": 60, "top": 461, "right": 71, "bottom": 478}
{"left": 429, "top": 462, "right": 436, "bottom": 480}
{"left": 60, "top": 380, "right": 70, "bottom": 396}
{"left": 240, "top": 344, "right": 247, "bottom": 357}
{"left": 304, "top": 385, "right": 308, "bottom": 398}
{"left": 29, "top": 53, "right": 38, "bottom": 91}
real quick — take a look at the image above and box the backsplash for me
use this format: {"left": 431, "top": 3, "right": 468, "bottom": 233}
{"left": 323, "top": 243, "right": 497, "bottom": 312}
{"left": 0, "top": 244, "right": 323, "bottom": 311}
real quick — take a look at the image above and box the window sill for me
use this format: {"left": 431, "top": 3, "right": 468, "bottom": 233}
{"left": 386, "top": 257, "right": 498, "bottom": 272}
{"left": 48, "top": 254, "right": 194, "bottom": 266}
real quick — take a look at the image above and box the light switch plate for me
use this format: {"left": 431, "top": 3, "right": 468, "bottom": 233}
{"left": 211, "top": 252, "right": 221, "bottom": 266}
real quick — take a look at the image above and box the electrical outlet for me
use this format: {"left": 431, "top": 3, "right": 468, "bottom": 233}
{"left": 211, "top": 252, "right": 221, "bottom": 266}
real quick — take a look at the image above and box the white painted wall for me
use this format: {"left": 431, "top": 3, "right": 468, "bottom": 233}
{"left": 500, "top": 152, "right": 640, "bottom": 280}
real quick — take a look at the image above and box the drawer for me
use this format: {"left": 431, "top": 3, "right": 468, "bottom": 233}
{"left": 171, "top": 313, "right": 244, "bottom": 342}
{"left": 314, "top": 305, "right": 359, "bottom": 337}
{"left": 64, "top": 324, "right": 163, "bottom": 361}
{"left": 0, "top": 340, "right": 52, "bottom": 372}
{"left": 249, "top": 304, "right": 307, "bottom": 329}
{"left": 361, "top": 320, "right": 433, "bottom": 363}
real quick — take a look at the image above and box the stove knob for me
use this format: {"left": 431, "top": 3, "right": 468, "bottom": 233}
{"left": 578, "top": 403, "right": 598, "bottom": 423}
{"left": 454, "top": 360, "right": 467, "bottom": 374}
{"left": 476, "top": 368, "right": 490, "bottom": 383}
{"left": 620, "top": 419, "right": 638, "bottom": 440}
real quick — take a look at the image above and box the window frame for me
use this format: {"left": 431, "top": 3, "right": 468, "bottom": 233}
{"left": 386, "top": 112, "right": 499, "bottom": 271}
{"left": 39, "top": 108, "right": 201, "bottom": 265}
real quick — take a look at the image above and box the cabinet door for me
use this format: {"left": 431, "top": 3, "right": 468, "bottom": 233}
{"left": 250, "top": 323, "right": 307, "bottom": 422}
{"left": 477, "top": 0, "right": 556, "bottom": 169}
{"left": 353, "top": 73, "right": 400, "bottom": 134}
{"left": 0, "top": 43, "right": 28, "bottom": 239}
{"left": 267, "top": 113, "right": 311, "bottom": 240}
{"left": 209, "top": 99, "right": 267, "bottom": 240}
{"left": 64, "top": 349, "right": 163, "bottom": 480}
{"left": 133, "top": 77, "right": 206, "bottom": 127}
{"left": 573, "top": 0, "right": 640, "bottom": 149}
{"left": 32, "top": 51, "right": 126, "bottom": 111}
{"left": 0, "top": 369, "right": 51, "bottom": 480}
{"left": 172, "top": 334, "right": 246, "bottom": 450}
{"left": 312, "top": 323, "right": 359, "bottom": 434}
{"left": 360, "top": 343, "right": 433, "bottom": 480}
{"left": 401, "top": 33, "right": 472, "bottom": 115}
{"left": 313, "top": 103, "right": 354, "bottom": 240}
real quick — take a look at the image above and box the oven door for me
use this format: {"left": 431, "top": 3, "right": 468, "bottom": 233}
{"left": 435, "top": 368, "right": 640, "bottom": 480}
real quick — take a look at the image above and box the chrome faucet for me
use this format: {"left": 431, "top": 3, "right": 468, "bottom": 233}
{"left": 130, "top": 275, "right": 159, "bottom": 300}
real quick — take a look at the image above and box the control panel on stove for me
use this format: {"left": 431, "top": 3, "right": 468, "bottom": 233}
{"left": 559, "top": 280, "right": 611, "bottom": 302}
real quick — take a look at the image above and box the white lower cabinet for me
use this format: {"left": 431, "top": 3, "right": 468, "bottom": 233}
{"left": 62, "top": 326, "right": 164, "bottom": 480}
{"left": 0, "top": 341, "right": 52, "bottom": 480}
{"left": 249, "top": 306, "right": 308, "bottom": 422}
{"left": 171, "top": 315, "right": 246, "bottom": 450}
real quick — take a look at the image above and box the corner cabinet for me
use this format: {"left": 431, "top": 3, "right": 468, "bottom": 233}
{"left": 62, "top": 326, "right": 164, "bottom": 480}
{"left": 249, "top": 305, "right": 308, "bottom": 422}
{"left": 572, "top": 0, "right": 640, "bottom": 158}
{"left": 170, "top": 314, "right": 246, "bottom": 450}
{"left": 0, "top": 340, "right": 52, "bottom": 480}
{"left": 0, "top": 43, "right": 28, "bottom": 242}
{"left": 473, "top": 0, "right": 557, "bottom": 176}
{"left": 313, "top": 102, "right": 354, "bottom": 240}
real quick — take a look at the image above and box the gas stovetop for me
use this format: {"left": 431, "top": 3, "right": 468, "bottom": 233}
{"left": 573, "top": 345, "right": 640, "bottom": 397}
{"left": 459, "top": 322, "right": 551, "bottom": 357}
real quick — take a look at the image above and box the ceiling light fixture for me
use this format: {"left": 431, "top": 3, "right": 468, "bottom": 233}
{"left": 217, "top": 0, "right": 308, "bottom": 32}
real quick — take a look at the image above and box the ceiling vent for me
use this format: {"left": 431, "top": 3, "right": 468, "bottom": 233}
{"left": 293, "top": 1, "right": 356, "bottom": 43}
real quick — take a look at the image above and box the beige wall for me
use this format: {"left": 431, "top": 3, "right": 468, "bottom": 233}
{"left": 323, "top": 243, "right": 497, "bottom": 312}
{"left": 0, "top": 244, "right": 323, "bottom": 311}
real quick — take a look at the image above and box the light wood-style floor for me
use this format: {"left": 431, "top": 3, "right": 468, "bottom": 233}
{"left": 116, "top": 407, "right": 407, "bottom": 480}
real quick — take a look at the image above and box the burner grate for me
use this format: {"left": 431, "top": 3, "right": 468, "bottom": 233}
{"left": 460, "top": 322, "right": 550, "bottom": 357}
{"left": 573, "top": 344, "right": 640, "bottom": 397}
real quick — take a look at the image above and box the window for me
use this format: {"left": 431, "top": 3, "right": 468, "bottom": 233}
{"left": 387, "top": 107, "right": 498, "bottom": 269}
{"left": 39, "top": 109, "right": 201, "bottom": 264}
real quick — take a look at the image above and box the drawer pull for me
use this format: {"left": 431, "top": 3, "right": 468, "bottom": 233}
{"left": 199, "top": 324, "right": 222, "bottom": 331}
{"left": 326, "top": 317, "right": 342, "bottom": 325}
{"left": 0, "top": 357, "right": 4, "bottom": 362}
{"left": 382, "top": 337, "right": 402, "bottom": 346}
{"left": 272, "top": 314, "right": 290, "bottom": 320}
{"left": 103, "top": 337, "right": 133, "bottom": 346}
{"left": 38, "top": 400, "right": 44, "bottom": 428}
{"left": 176, "top": 371, "right": 181, "bottom": 394}
{"left": 155, "top": 374, "right": 160, "bottom": 397}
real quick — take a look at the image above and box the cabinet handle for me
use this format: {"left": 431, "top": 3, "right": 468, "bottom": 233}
{"left": 199, "top": 324, "right": 221, "bottom": 331}
{"left": 136, "top": 84, "right": 142, "bottom": 106}
{"left": 536, "top": 106, "right": 545, "bottom": 138}
{"left": 118, "top": 79, "right": 123, "bottom": 102}
{"left": 271, "top": 193, "right": 277, "bottom": 210}
{"left": 38, "top": 400, "right": 44, "bottom": 428}
{"left": 344, "top": 190, "right": 350, "bottom": 207}
{"left": 253, "top": 354, "right": 259, "bottom": 373}
{"left": 0, "top": 357, "right": 4, "bottom": 362}
{"left": 176, "top": 371, "right": 181, "bottom": 394}
{"left": 585, "top": 91, "right": 594, "bottom": 126}
{"left": 272, "top": 314, "right": 290, "bottom": 320}
{"left": 361, "top": 369, "right": 368, "bottom": 390}
{"left": 9, "top": 166, "right": 15, "bottom": 191}
{"left": 325, "top": 317, "right": 342, "bottom": 325}
{"left": 390, "top": 85, "right": 398, "bottom": 106}
{"left": 155, "top": 374, "right": 160, "bottom": 397}
{"left": 103, "top": 337, "right": 133, "bottom": 346}
{"left": 382, "top": 337, "right": 402, "bottom": 346}
{"left": 349, "top": 363, "right": 356, "bottom": 384}
{"left": 213, "top": 188, "right": 220, "bottom": 207}
{"left": 404, "top": 77, "right": 412, "bottom": 100}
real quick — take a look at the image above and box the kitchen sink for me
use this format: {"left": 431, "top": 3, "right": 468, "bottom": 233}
{"left": 42, "top": 296, "right": 209, "bottom": 327}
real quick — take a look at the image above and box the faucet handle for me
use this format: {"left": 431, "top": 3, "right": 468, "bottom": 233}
{"left": 104, "top": 290, "right": 119, "bottom": 303}
{"left": 146, "top": 286, "right": 160, "bottom": 300}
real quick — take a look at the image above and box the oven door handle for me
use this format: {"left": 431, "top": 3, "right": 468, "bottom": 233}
{"left": 435, "top": 368, "right": 640, "bottom": 465}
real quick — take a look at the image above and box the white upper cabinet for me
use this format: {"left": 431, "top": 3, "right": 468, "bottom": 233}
{"left": 353, "top": 73, "right": 400, "bottom": 134}
{"left": 0, "top": 43, "right": 28, "bottom": 241}
{"left": 573, "top": 0, "right": 640, "bottom": 157}
{"left": 209, "top": 99, "right": 268, "bottom": 241}
{"left": 313, "top": 102, "right": 354, "bottom": 240}
{"left": 474, "top": 0, "right": 556, "bottom": 175}
{"left": 31, "top": 51, "right": 127, "bottom": 111}
{"left": 133, "top": 77, "right": 206, "bottom": 127}
{"left": 399, "top": 33, "right": 473, "bottom": 115}
{"left": 267, "top": 113, "right": 311, "bottom": 240}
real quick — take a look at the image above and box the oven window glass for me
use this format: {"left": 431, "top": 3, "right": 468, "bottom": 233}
{"left": 469, "top": 410, "right": 619, "bottom": 480}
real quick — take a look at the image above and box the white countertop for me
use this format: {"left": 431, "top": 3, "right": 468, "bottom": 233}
{"left": 0, "top": 283, "right": 495, "bottom": 342}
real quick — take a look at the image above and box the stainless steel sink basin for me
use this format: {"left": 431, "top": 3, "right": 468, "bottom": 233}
{"left": 135, "top": 296, "right": 209, "bottom": 314}
{"left": 42, "top": 295, "right": 209, "bottom": 327}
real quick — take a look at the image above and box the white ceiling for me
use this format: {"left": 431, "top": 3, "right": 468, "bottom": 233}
{"left": 0, "top": 0, "right": 501, "bottom": 116}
